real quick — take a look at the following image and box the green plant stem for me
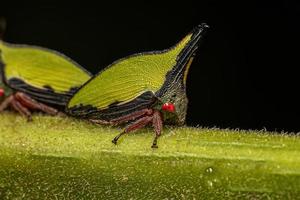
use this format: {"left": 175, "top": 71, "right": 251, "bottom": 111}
{"left": 0, "top": 112, "right": 300, "bottom": 199}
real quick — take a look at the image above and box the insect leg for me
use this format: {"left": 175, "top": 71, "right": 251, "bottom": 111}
{"left": 151, "top": 110, "right": 163, "bottom": 148}
{"left": 112, "top": 115, "right": 153, "bottom": 145}
{"left": 0, "top": 95, "right": 14, "bottom": 111}
{"left": 89, "top": 119, "right": 112, "bottom": 125}
{"left": 15, "top": 92, "right": 58, "bottom": 115}
{"left": 10, "top": 96, "right": 32, "bottom": 121}
{"left": 110, "top": 108, "right": 154, "bottom": 125}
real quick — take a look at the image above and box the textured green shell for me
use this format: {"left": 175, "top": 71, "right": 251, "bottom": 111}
{"left": 67, "top": 24, "right": 208, "bottom": 122}
{"left": 68, "top": 33, "right": 193, "bottom": 110}
{"left": 0, "top": 41, "right": 91, "bottom": 94}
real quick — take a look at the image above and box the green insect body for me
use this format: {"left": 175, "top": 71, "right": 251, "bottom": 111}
{"left": 67, "top": 23, "right": 209, "bottom": 148}
{"left": 0, "top": 41, "right": 92, "bottom": 119}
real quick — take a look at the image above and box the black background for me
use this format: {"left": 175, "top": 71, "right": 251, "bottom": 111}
{"left": 1, "top": 1, "right": 299, "bottom": 132}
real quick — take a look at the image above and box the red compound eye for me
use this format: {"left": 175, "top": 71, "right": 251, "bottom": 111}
{"left": 0, "top": 88, "right": 4, "bottom": 97}
{"left": 162, "top": 103, "right": 175, "bottom": 112}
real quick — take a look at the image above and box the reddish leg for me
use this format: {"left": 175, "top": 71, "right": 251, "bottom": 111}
{"left": 14, "top": 92, "right": 58, "bottom": 115}
{"left": 111, "top": 109, "right": 164, "bottom": 148}
{"left": 89, "top": 108, "right": 153, "bottom": 125}
{"left": 0, "top": 94, "right": 32, "bottom": 120}
{"left": 0, "top": 95, "right": 14, "bottom": 111}
{"left": 151, "top": 110, "right": 163, "bottom": 148}
{"left": 1, "top": 92, "right": 60, "bottom": 120}
{"left": 112, "top": 115, "right": 153, "bottom": 145}
{"left": 110, "top": 108, "right": 153, "bottom": 125}
{"left": 10, "top": 96, "right": 32, "bottom": 121}
{"left": 89, "top": 119, "right": 112, "bottom": 125}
